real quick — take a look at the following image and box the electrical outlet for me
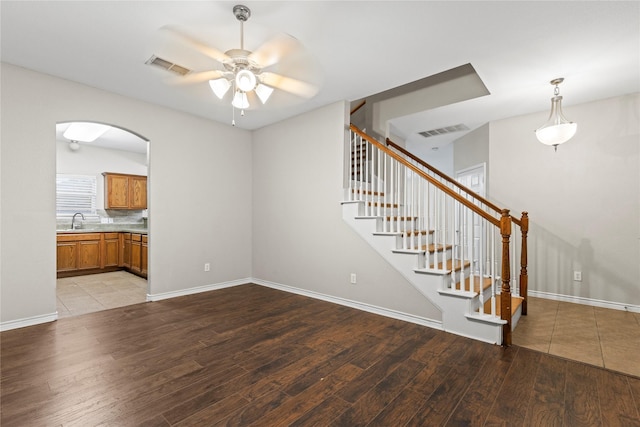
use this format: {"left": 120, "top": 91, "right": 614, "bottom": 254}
{"left": 350, "top": 273, "right": 357, "bottom": 284}
{"left": 204, "top": 263, "right": 210, "bottom": 272}
{"left": 573, "top": 271, "right": 582, "bottom": 282}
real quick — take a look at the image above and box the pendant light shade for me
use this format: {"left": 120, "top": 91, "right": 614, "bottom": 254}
{"left": 535, "top": 78, "right": 577, "bottom": 150}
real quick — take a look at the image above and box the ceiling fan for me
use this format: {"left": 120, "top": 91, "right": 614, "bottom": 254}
{"left": 161, "top": 4, "right": 321, "bottom": 124}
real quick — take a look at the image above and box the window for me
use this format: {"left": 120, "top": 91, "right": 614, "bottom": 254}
{"left": 56, "top": 174, "right": 97, "bottom": 216}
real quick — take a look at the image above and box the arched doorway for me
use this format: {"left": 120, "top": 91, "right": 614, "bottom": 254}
{"left": 55, "top": 121, "right": 150, "bottom": 318}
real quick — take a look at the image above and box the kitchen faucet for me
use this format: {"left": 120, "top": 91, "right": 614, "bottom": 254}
{"left": 71, "top": 212, "right": 85, "bottom": 230}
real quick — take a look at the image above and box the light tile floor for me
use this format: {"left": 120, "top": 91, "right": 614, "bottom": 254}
{"left": 513, "top": 296, "right": 640, "bottom": 377}
{"left": 57, "top": 271, "right": 147, "bottom": 318}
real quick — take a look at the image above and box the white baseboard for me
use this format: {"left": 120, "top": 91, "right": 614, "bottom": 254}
{"left": 0, "top": 278, "right": 444, "bottom": 333}
{"left": 529, "top": 290, "right": 640, "bottom": 313}
{"left": 0, "top": 312, "right": 58, "bottom": 332}
{"left": 147, "top": 278, "right": 250, "bottom": 302}
{"left": 252, "top": 278, "right": 443, "bottom": 331}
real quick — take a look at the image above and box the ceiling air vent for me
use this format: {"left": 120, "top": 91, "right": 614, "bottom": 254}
{"left": 419, "top": 123, "right": 469, "bottom": 138}
{"left": 145, "top": 55, "right": 191, "bottom": 76}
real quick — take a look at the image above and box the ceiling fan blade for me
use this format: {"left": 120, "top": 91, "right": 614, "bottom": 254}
{"left": 166, "top": 70, "right": 225, "bottom": 85}
{"left": 160, "top": 25, "right": 229, "bottom": 64}
{"left": 249, "top": 33, "right": 305, "bottom": 69}
{"left": 260, "top": 72, "right": 319, "bottom": 98}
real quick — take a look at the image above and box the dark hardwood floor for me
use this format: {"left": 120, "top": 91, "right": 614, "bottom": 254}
{"left": 2, "top": 284, "right": 639, "bottom": 426}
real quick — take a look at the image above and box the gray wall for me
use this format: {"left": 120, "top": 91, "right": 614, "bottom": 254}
{"left": 252, "top": 102, "right": 443, "bottom": 321}
{"left": 2, "top": 61, "right": 636, "bottom": 329}
{"left": 1, "top": 63, "right": 253, "bottom": 324}
{"left": 489, "top": 93, "right": 640, "bottom": 307}
{"left": 453, "top": 123, "right": 490, "bottom": 178}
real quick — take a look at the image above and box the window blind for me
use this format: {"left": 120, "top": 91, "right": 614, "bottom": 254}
{"left": 56, "top": 174, "right": 97, "bottom": 215}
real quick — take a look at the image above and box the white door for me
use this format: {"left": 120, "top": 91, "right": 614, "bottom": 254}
{"left": 456, "top": 164, "right": 486, "bottom": 275}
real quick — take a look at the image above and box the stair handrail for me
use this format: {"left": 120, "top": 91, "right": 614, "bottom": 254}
{"left": 350, "top": 124, "right": 525, "bottom": 345}
{"left": 385, "top": 136, "right": 529, "bottom": 317}
{"left": 351, "top": 124, "right": 500, "bottom": 226}
{"left": 385, "top": 138, "right": 504, "bottom": 214}
{"left": 350, "top": 100, "right": 366, "bottom": 115}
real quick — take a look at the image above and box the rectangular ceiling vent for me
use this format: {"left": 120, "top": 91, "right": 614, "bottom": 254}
{"left": 145, "top": 55, "right": 191, "bottom": 76}
{"left": 419, "top": 123, "right": 469, "bottom": 138}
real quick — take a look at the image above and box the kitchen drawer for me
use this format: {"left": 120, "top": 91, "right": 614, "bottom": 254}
{"left": 57, "top": 233, "right": 101, "bottom": 242}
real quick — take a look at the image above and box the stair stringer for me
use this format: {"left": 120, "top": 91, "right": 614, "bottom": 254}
{"left": 342, "top": 201, "right": 504, "bottom": 344}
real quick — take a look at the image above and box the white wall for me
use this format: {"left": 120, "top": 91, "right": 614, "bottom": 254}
{"left": 489, "top": 93, "right": 640, "bottom": 307}
{"left": 56, "top": 141, "right": 147, "bottom": 211}
{"left": 1, "top": 63, "right": 253, "bottom": 325}
{"left": 252, "top": 101, "right": 442, "bottom": 322}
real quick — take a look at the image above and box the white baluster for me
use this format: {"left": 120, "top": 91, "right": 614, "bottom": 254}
{"left": 460, "top": 201, "right": 466, "bottom": 292}
{"left": 383, "top": 151, "right": 387, "bottom": 231}
{"left": 491, "top": 226, "right": 497, "bottom": 316}
{"left": 350, "top": 131, "right": 354, "bottom": 200}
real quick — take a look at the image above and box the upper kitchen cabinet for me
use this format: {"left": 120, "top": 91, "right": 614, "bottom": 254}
{"left": 103, "top": 172, "right": 147, "bottom": 210}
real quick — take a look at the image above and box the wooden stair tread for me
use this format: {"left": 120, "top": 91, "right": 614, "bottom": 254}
{"left": 386, "top": 216, "right": 418, "bottom": 221}
{"left": 484, "top": 295, "right": 524, "bottom": 317}
{"left": 429, "top": 259, "right": 470, "bottom": 272}
{"left": 403, "top": 230, "right": 434, "bottom": 237}
{"left": 368, "top": 202, "right": 399, "bottom": 208}
{"left": 420, "top": 243, "right": 452, "bottom": 253}
{"left": 351, "top": 189, "right": 384, "bottom": 196}
{"left": 453, "top": 276, "right": 493, "bottom": 293}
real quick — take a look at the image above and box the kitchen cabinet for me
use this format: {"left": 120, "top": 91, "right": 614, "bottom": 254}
{"left": 57, "top": 233, "right": 101, "bottom": 273}
{"left": 103, "top": 173, "right": 147, "bottom": 210}
{"left": 130, "top": 233, "right": 142, "bottom": 274}
{"left": 121, "top": 233, "right": 132, "bottom": 268}
{"left": 57, "top": 231, "right": 147, "bottom": 278}
{"left": 56, "top": 241, "right": 77, "bottom": 272}
{"left": 103, "top": 233, "right": 120, "bottom": 267}
{"left": 127, "top": 233, "right": 147, "bottom": 278}
{"left": 141, "top": 234, "right": 148, "bottom": 276}
{"left": 129, "top": 176, "right": 147, "bottom": 210}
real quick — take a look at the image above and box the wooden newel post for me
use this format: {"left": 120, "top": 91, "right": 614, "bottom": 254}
{"left": 500, "top": 209, "right": 512, "bottom": 346}
{"left": 520, "top": 212, "right": 529, "bottom": 316}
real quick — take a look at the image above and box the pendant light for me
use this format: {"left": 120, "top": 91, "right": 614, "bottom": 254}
{"left": 535, "top": 78, "right": 577, "bottom": 151}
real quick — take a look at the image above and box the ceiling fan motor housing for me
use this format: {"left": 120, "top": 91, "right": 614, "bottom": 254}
{"left": 233, "top": 5, "right": 251, "bottom": 22}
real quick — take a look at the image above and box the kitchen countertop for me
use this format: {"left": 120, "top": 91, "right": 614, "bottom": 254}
{"left": 56, "top": 227, "right": 148, "bottom": 234}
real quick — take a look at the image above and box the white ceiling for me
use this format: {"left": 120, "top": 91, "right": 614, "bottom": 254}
{"left": 2, "top": 1, "right": 639, "bottom": 151}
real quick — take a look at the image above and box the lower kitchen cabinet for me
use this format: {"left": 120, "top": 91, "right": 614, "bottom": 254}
{"left": 56, "top": 241, "right": 78, "bottom": 272}
{"left": 130, "top": 233, "right": 142, "bottom": 274}
{"left": 103, "top": 233, "right": 120, "bottom": 267}
{"left": 121, "top": 233, "right": 132, "bottom": 268}
{"left": 141, "top": 235, "right": 148, "bottom": 276}
{"left": 56, "top": 233, "right": 101, "bottom": 273}
{"left": 57, "top": 231, "right": 147, "bottom": 278}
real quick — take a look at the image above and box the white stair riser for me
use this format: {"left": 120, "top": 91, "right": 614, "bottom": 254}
{"left": 344, "top": 201, "right": 504, "bottom": 344}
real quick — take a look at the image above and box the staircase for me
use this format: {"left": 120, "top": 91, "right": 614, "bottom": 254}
{"left": 342, "top": 125, "right": 529, "bottom": 345}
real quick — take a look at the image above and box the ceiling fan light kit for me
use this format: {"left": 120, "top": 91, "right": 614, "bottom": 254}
{"left": 161, "top": 4, "right": 320, "bottom": 126}
{"left": 209, "top": 78, "right": 231, "bottom": 99}
{"left": 535, "top": 77, "right": 577, "bottom": 151}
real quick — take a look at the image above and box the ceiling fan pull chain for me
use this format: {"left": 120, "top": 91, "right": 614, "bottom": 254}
{"left": 232, "top": 102, "right": 236, "bottom": 126}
